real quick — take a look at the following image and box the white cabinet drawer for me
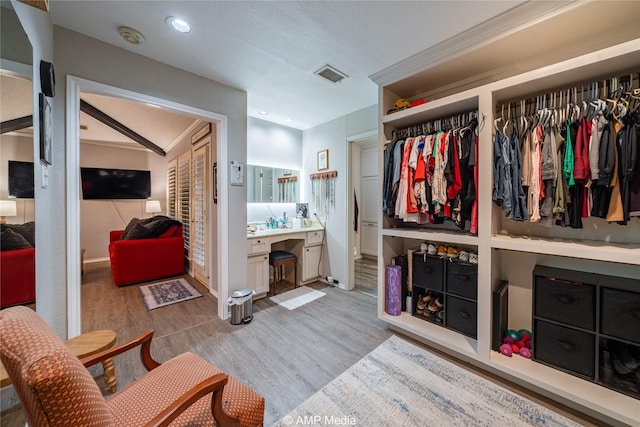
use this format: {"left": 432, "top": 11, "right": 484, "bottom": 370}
{"left": 305, "top": 230, "right": 324, "bottom": 246}
{"left": 247, "top": 238, "right": 270, "bottom": 255}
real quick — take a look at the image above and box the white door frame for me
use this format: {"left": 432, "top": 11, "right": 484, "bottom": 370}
{"left": 66, "top": 76, "right": 229, "bottom": 337}
{"left": 345, "top": 130, "right": 377, "bottom": 292}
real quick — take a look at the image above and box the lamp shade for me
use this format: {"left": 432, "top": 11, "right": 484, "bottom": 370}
{"left": 145, "top": 200, "right": 161, "bottom": 214}
{"left": 0, "top": 201, "right": 17, "bottom": 217}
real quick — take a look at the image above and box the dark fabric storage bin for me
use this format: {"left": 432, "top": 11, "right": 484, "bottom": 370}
{"left": 446, "top": 261, "right": 477, "bottom": 300}
{"left": 534, "top": 320, "right": 596, "bottom": 379}
{"left": 534, "top": 276, "right": 595, "bottom": 330}
{"left": 445, "top": 295, "right": 477, "bottom": 339}
{"left": 601, "top": 288, "right": 640, "bottom": 345}
{"left": 412, "top": 252, "right": 444, "bottom": 291}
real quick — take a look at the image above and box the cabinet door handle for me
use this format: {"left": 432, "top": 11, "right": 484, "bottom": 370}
{"left": 553, "top": 294, "right": 575, "bottom": 305}
{"left": 558, "top": 339, "right": 576, "bottom": 352}
{"left": 264, "top": 256, "right": 267, "bottom": 260}
{"left": 458, "top": 310, "right": 470, "bottom": 319}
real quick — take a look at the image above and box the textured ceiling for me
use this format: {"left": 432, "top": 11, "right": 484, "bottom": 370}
{"left": 48, "top": 0, "right": 525, "bottom": 130}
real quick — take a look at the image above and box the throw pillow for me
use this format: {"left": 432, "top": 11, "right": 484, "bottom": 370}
{"left": 1, "top": 228, "right": 33, "bottom": 251}
{"left": 122, "top": 222, "right": 153, "bottom": 240}
{"left": 120, "top": 217, "right": 142, "bottom": 240}
{"left": 1, "top": 222, "right": 35, "bottom": 247}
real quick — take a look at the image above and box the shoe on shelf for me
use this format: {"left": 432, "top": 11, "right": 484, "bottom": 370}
{"left": 416, "top": 296, "right": 426, "bottom": 311}
{"left": 427, "top": 243, "right": 438, "bottom": 255}
{"left": 437, "top": 245, "right": 447, "bottom": 257}
{"left": 459, "top": 250, "right": 470, "bottom": 262}
{"left": 469, "top": 253, "right": 478, "bottom": 264}
{"left": 427, "top": 297, "right": 444, "bottom": 313}
{"left": 420, "top": 242, "right": 428, "bottom": 253}
{"left": 446, "top": 247, "right": 460, "bottom": 258}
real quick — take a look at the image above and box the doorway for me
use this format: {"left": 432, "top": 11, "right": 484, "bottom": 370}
{"left": 66, "top": 77, "right": 229, "bottom": 337}
{"left": 349, "top": 134, "right": 378, "bottom": 297}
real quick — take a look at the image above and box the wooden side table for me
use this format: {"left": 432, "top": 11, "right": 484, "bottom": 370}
{"left": 0, "top": 329, "right": 118, "bottom": 393}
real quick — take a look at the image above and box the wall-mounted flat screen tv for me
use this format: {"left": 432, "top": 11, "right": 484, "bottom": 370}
{"left": 8, "top": 160, "right": 35, "bottom": 199}
{"left": 81, "top": 167, "right": 151, "bottom": 200}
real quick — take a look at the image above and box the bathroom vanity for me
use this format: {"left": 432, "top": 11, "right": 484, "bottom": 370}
{"left": 247, "top": 224, "right": 324, "bottom": 298}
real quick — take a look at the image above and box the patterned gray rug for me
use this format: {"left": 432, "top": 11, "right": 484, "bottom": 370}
{"left": 139, "top": 278, "right": 202, "bottom": 310}
{"left": 274, "top": 335, "right": 581, "bottom": 426}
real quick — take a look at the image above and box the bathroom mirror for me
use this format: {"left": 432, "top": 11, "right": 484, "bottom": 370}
{"left": 247, "top": 165, "right": 299, "bottom": 203}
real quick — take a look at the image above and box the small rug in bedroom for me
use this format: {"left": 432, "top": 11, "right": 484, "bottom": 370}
{"left": 274, "top": 335, "right": 582, "bottom": 427}
{"left": 139, "top": 278, "right": 203, "bottom": 310}
{"left": 269, "top": 286, "right": 326, "bottom": 310}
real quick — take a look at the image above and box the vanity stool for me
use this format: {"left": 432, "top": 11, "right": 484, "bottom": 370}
{"left": 269, "top": 250, "right": 297, "bottom": 295}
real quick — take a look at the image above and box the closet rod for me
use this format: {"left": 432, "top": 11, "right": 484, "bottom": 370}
{"left": 395, "top": 110, "right": 479, "bottom": 139}
{"left": 496, "top": 71, "right": 639, "bottom": 112}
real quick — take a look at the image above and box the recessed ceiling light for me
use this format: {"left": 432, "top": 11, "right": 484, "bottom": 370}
{"left": 285, "top": 118, "right": 293, "bottom": 123}
{"left": 258, "top": 111, "right": 268, "bottom": 116}
{"left": 166, "top": 17, "right": 191, "bottom": 33}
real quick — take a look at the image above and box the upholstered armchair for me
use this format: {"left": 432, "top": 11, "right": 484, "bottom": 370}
{"left": 0, "top": 306, "right": 264, "bottom": 426}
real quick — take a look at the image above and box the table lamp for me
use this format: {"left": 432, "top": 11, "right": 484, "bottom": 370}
{"left": 0, "top": 201, "right": 17, "bottom": 224}
{"left": 145, "top": 200, "right": 161, "bottom": 217}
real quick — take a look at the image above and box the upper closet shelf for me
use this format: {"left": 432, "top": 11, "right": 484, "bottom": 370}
{"left": 491, "top": 234, "right": 640, "bottom": 266}
{"left": 382, "top": 90, "right": 478, "bottom": 129}
{"left": 383, "top": 228, "right": 478, "bottom": 247}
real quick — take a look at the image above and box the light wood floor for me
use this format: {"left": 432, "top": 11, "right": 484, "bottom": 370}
{"left": 1, "top": 261, "right": 602, "bottom": 426}
{"left": 354, "top": 256, "right": 377, "bottom": 296}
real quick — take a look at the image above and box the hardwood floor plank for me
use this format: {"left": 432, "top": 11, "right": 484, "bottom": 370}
{"left": 1, "top": 263, "right": 600, "bottom": 427}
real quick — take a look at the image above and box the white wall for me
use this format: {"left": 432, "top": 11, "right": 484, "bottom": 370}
{"left": 247, "top": 116, "right": 302, "bottom": 168}
{"left": 247, "top": 116, "right": 302, "bottom": 222}
{"left": 79, "top": 142, "right": 167, "bottom": 260}
{"left": 302, "top": 104, "right": 377, "bottom": 286}
{"left": 53, "top": 26, "right": 247, "bottom": 334}
{"left": 11, "top": 0, "right": 58, "bottom": 333}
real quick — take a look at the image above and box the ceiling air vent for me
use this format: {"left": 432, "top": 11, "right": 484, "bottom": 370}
{"left": 314, "top": 65, "right": 348, "bottom": 84}
{"left": 118, "top": 26, "right": 145, "bottom": 45}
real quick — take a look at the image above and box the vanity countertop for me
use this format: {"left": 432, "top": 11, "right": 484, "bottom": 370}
{"left": 247, "top": 224, "right": 323, "bottom": 239}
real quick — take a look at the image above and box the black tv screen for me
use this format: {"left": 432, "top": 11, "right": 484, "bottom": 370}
{"left": 8, "top": 161, "right": 34, "bottom": 199}
{"left": 81, "top": 167, "right": 151, "bottom": 200}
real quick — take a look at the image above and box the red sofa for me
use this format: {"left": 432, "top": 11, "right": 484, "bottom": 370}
{"left": 0, "top": 247, "right": 36, "bottom": 308}
{"left": 109, "top": 224, "right": 185, "bottom": 286}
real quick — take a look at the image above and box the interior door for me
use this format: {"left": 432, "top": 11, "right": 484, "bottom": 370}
{"left": 360, "top": 145, "right": 378, "bottom": 256}
{"left": 178, "top": 152, "right": 191, "bottom": 263}
{"left": 192, "top": 140, "right": 209, "bottom": 284}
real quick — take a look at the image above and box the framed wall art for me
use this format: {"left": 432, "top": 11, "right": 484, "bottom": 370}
{"left": 317, "top": 149, "right": 328, "bottom": 170}
{"left": 39, "top": 93, "right": 52, "bottom": 165}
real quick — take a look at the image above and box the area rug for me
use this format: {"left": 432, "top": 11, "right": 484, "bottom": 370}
{"left": 269, "top": 286, "right": 326, "bottom": 310}
{"left": 274, "top": 335, "right": 581, "bottom": 427}
{"left": 139, "top": 278, "right": 203, "bottom": 310}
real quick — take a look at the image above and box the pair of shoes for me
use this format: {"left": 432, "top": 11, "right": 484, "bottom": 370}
{"left": 427, "top": 297, "right": 443, "bottom": 313}
{"left": 416, "top": 295, "right": 425, "bottom": 314}
{"left": 469, "top": 253, "right": 478, "bottom": 264}
{"left": 427, "top": 243, "right": 438, "bottom": 255}
{"left": 437, "top": 245, "right": 460, "bottom": 258}
{"left": 446, "top": 247, "right": 460, "bottom": 258}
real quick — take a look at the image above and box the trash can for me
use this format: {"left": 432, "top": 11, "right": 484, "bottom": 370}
{"left": 227, "top": 288, "right": 255, "bottom": 325}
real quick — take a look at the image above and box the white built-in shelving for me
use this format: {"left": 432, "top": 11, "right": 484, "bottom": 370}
{"left": 373, "top": 4, "right": 640, "bottom": 424}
